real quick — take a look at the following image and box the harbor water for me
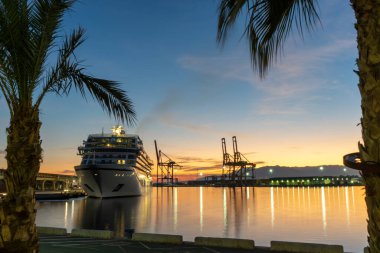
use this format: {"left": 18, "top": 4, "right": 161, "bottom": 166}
{"left": 36, "top": 186, "right": 367, "bottom": 252}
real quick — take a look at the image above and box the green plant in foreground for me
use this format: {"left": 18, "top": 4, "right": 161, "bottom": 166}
{"left": 217, "top": 0, "right": 380, "bottom": 252}
{"left": 0, "top": 1, "right": 135, "bottom": 252}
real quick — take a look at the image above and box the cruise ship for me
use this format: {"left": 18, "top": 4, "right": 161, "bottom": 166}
{"left": 74, "top": 126, "right": 153, "bottom": 198}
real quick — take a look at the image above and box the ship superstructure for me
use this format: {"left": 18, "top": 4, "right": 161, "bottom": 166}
{"left": 74, "top": 126, "right": 153, "bottom": 197}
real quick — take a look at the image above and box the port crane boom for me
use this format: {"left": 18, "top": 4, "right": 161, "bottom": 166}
{"left": 154, "top": 140, "right": 181, "bottom": 186}
{"left": 221, "top": 136, "right": 256, "bottom": 186}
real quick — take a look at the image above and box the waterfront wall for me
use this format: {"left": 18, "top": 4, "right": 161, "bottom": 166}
{"left": 37, "top": 226, "right": 350, "bottom": 253}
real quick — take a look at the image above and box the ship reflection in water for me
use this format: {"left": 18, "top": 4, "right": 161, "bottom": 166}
{"left": 36, "top": 186, "right": 367, "bottom": 252}
{"left": 77, "top": 197, "right": 142, "bottom": 232}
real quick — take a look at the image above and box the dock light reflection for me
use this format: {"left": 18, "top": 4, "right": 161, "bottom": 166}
{"left": 345, "top": 187, "right": 350, "bottom": 226}
{"left": 174, "top": 187, "right": 178, "bottom": 229}
{"left": 270, "top": 187, "right": 275, "bottom": 228}
{"left": 200, "top": 187, "right": 203, "bottom": 232}
{"left": 64, "top": 201, "right": 68, "bottom": 228}
{"left": 223, "top": 187, "right": 227, "bottom": 234}
{"left": 36, "top": 187, "right": 367, "bottom": 253}
{"left": 321, "top": 187, "right": 326, "bottom": 232}
{"left": 71, "top": 200, "right": 75, "bottom": 220}
{"left": 351, "top": 186, "right": 356, "bottom": 212}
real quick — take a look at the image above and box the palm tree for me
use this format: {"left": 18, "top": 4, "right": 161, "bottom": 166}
{"left": 217, "top": 0, "right": 380, "bottom": 251}
{"left": 0, "top": 0, "right": 135, "bottom": 252}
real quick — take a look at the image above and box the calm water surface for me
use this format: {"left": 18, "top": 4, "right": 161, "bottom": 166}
{"left": 36, "top": 186, "right": 367, "bottom": 252}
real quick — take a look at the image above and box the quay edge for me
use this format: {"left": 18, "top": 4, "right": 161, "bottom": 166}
{"left": 70, "top": 228, "right": 113, "bottom": 239}
{"left": 132, "top": 232, "right": 182, "bottom": 244}
{"left": 37, "top": 227, "right": 356, "bottom": 252}
{"left": 195, "top": 236, "right": 254, "bottom": 249}
{"left": 36, "top": 227, "right": 67, "bottom": 235}
{"left": 271, "top": 241, "right": 344, "bottom": 253}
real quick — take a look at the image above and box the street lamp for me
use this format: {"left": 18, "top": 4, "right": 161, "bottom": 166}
{"left": 268, "top": 169, "right": 273, "bottom": 179}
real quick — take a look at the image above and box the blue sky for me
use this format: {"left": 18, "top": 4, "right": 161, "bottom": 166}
{"left": 0, "top": 0, "right": 361, "bottom": 176}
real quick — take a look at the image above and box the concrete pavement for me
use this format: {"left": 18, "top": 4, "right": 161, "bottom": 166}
{"left": 39, "top": 235, "right": 276, "bottom": 253}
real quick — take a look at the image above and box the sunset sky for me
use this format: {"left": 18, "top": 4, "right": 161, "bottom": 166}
{"left": 0, "top": 0, "right": 360, "bottom": 178}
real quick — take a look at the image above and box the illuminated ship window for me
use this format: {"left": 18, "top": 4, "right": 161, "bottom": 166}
{"left": 117, "top": 159, "right": 126, "bottom": 165}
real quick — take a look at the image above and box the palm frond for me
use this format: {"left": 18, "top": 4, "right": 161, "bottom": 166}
{"left": 35, "top": 28, "right": 136, "bottom": 125}
{"left": 0, "top": 0, "right": 74, "bottom": 103}
{"left": 0, "top": 0, "right": 33, "bottom": 100}
{"left": 217, "top": 0, "right": 320, "bottom": 78}
{"left": 34, "top": 27, "right": 84, "bottom": 107}
{"left": 0, "top": 0, "right": 135, "bottom": 126}
{"left": 54, "top": 60, "right": 136, "bottom": 125}
{"left": 68, "top": 72, "right": 136, "bottom": 126}
{"left": 29, "top": 0, "right": 74, "bottom": 86}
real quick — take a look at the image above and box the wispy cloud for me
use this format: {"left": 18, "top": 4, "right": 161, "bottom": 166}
{"left": 171, "top": 155, "right": 265, "bottom": 174}
{"left": 159, "top": 114, "right": 212, "bottom": 134}
{"left": 180, "top": 165, "right": 222, "bottom": 173}
{"left": 178, "top": 38, "right": 355, "bottom": 116}
{"left": 173, "top": 155, "right": 219, "bottom": 164}
{"left": 136, "top": 90, "right": 182, "bottom": 133}
{"left": 178, "top": 55, "right": 255, "bottom": 85}
{"left": 165, "top": 155, "right": 223, "bottom": 173}
{"left": 136, "top": 91, "right": 222, "bottom": 136}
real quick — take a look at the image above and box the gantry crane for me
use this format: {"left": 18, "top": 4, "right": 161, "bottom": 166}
{"left": 154, "top": 140, "right": 181, "bottom": 186}
{"left": 221, "top": 136, "right": 256, "bottom": 186}
{"left": 222, "top": 138, "right": 235, "bottom": 182}
{"left": 232, "top": 136, "right": 256, "bottom": 184}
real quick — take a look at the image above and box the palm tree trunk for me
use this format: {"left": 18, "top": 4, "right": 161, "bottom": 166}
{"left": 0, "top": 106, "right": 42, "bottom": 253}
{"left": 352, "top": 0, "right": 380, "bottom": 252}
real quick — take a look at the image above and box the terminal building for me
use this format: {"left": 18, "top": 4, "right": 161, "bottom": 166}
{"left": 0, "top": 169, "right": 79, "bottom": 192}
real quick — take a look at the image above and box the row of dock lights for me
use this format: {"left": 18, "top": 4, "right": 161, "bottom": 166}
{"left": 268, "top": 167, "right": 348, "bottom": 175}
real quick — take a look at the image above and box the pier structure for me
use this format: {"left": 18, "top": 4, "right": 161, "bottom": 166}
{"left": 221, "top": 136, "right": 256, "bottom": 186}
{"left": 268, "top": 175, "right": 363, "bottom": 187}
{"left": 187, "top": 174, "right": 362, "bottom": 186}
{"left": 0, "top": 169, "right": 79, "bottom": 192}
{"left": 154, "top": 140, "right": 181, "bottom": 186}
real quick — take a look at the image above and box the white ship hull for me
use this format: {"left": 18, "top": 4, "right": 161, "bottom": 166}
{"left": 75, "top": 165, "right": 151, "bottom": 198}
{"left": 75, "top": 127, "right": 153, "bottom": 198}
